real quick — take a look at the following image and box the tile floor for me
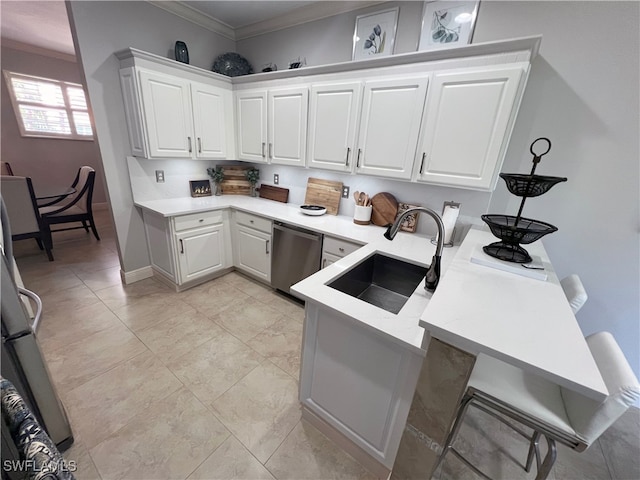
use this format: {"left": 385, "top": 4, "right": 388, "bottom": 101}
{"left": 12, "top": 207, "right": 639, "bottom": 480}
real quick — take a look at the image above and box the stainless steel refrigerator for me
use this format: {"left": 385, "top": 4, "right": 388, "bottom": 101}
{"left": 1, "top": 199, "right": 73, "bottom": 455}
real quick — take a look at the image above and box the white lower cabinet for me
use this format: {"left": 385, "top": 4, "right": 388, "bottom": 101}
{"left": 233, "top": 211, "right": 272, "bottom": 282}
{"left": 300, "top": 302, "right": 423, "bottom": 469}
{"left": 142, "top": 209, "right": 232, "bottom": 288}
{"left": 321, "top": 236, "right": 362, "bottom": 268}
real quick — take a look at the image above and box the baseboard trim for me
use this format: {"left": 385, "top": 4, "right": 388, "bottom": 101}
{"left": 120, "top": 266, "right": 154, "bottom": 284}
{"left": 301, "top": 406, "right": 391, "bottom": 480}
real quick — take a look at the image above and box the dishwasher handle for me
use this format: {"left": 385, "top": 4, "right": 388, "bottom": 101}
{"left": 273, "top": 222, "right": 322, "bottom": 242}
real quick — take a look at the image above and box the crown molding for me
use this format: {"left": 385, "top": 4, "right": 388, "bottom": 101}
{"left": 0, "top": 38, "right": 77, "bottom": 63}
{"left": 146, "top": 1, "right": 236, "bottom": 40}
{"left": 235, "top": 1, "right": 386, "bottom": 40}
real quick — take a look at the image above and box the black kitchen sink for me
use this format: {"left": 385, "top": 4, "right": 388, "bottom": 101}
{"left": 328, "top": 253, "right": 428, "bottom": 314}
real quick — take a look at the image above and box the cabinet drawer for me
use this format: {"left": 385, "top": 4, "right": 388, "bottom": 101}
{"left": 235, "top": 211, "right": 272, "bottom": 233}
{"left": 174, "top": 210, "right": 223, "bottom": 232}
{"left": 323, "top": 236, "right": 362, "bottom": 258}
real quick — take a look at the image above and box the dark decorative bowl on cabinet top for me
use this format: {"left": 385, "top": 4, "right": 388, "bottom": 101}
{"left": 212, "top": 52, "right": 253, "bottom": 77}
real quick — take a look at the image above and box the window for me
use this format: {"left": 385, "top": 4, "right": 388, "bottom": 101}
{"left": 3, "top": 71, "right": 94, "bottom": 140}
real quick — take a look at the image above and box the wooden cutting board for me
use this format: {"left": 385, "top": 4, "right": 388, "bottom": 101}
{"left": 219, "top": 166, "right": 251, "bottom": 195}
{"left": 258, "top": 184, "right": 289, "bottom": 203}
{"left": 304, "top": 178, "right": 342, "bottom": 215}
{"left": 371, "top": 192, "right": 399, "bottom": 226}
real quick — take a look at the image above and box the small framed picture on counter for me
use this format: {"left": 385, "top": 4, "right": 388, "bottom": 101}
{"left": 396, "top": 203, "right": 420, "bottom": 233}
{"left": 418, "top": 1, "right": 479, "bottom": 51}
{"left": 189, "top": 180, "right": 212, "bottom": 197}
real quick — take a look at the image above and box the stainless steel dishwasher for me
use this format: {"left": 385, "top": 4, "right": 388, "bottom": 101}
{"left": 271, "top": 221, "right": 322, "bottom": 296}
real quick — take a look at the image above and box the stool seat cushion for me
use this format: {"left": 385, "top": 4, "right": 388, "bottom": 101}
{"left": 469, "top": 354, "right": 576, "bottom": 437}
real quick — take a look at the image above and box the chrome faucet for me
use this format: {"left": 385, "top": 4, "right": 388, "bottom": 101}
{"left": 384, "top": 207, "right": 445, "bottom": 292}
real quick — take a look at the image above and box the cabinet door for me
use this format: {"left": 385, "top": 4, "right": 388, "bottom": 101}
{"left": 355, "top": 77, "right": 428, "bottom": 180}
{"left": 235, "top": 90, "right": 268, "bottom": 163}
{"left": 236, "top": 225, "right": 271, "bottom": 282}
{"left": 321, "top": 252, "right": 341, "bottom": 269}
{"left": 268, "top": 87, "right": 308, "bottom": 167}
{"left": 138, "top": 70, "right": 194, "bottom": 158}
{"left": 175, "top": 225, "right": 224, "bottom": 284}
{"left": 307, "top": 82, "right": 362, "bottom": 172}
{"left": 416, "top": 65, "right": 526, "bottom": 190}
{"left": 119, "top": 67, "right": 147, "bottom": 157}
{"left": 191, "top": 82, "right": 230, "bottom": 159}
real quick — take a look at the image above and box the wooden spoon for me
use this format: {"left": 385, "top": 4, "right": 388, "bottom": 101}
{"left": 359, "top": 192, "right": 366, "bottom": 206}
{"left": 353, "top": 191, "right": 360, "bottom": 204}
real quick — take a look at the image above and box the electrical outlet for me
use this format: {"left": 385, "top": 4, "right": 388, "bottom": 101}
{"left": 155, "top": 170, "right": 165, "bottom": 183}
{"left": 342, "top": 186, "right": 350, "bottom": 198}
{"left": 273, "top": 174, "right": 279, "bottom": 185}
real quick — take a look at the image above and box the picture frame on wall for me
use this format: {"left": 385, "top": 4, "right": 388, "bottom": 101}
{"left": 418, "top": 1, "right": 480, "bottom": 51}
{"left": 352, "top": 7, "right": 399, "bottom": 61}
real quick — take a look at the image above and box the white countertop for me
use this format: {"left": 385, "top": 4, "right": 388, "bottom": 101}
{"left": 135, "top": 196, "right": 392, "bottom": 246}
{"left": 136, "top": 196, "right": 608, "bottom": 400}
{"left": 421, "top": 228, "right": 608, "bottom": 400}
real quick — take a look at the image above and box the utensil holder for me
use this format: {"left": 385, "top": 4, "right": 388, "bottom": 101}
{"left": 353, "top": 205, "right": 372, "bottom": 225}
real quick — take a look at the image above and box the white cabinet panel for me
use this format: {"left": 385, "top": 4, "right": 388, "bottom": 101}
{"left": 236, "top": 90, "right": 268, "bottom": 163}
{"left": 139, "top": 70, "right": 193, "bottom": 158}
{"left": 175, "top": 225, "right": 224, "bottom": 284}
{"left": 356, "top": 77, "right": 428, "bottom": 180}
{"left": 268, "top": 87, "right": 308, "bottom": 166}
{"left": 236, "top": 225, "right": 271, "bottom": 282}
{"left": 119, "top": 67, "right": 146, "bottom": 157}
{"left": 416, "top": 65, "right": 526, "bottom": 190}
{"left": 307, "top": 82, "right": 362, "bottom": 172}
{"left": 191, "top": 82, "right": 230, "bottom": 159}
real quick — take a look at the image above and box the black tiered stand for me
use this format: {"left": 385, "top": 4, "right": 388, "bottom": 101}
{"left": 481, "top": 138, "right": 567, "bottom": 263}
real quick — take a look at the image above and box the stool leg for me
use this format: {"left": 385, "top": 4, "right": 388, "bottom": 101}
{"left": 526, "top": 430, "right": 541, "bottom": 472}
{"left": 432, "top": 393, "right": 474, "bottom": 477}
{"left": 535, "top": 436, "right": 557, "bottom": 480}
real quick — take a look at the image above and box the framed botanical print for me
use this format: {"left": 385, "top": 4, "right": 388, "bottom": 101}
{"left": 352, "top": 7, "right": 399, "bottom": 61}
{"left": 418, "top": 1, "right": 480, "bottom": 51}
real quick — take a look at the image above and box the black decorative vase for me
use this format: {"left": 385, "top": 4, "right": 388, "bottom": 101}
{"left": 175, "top": 41, "right": 189, "bottom": 64}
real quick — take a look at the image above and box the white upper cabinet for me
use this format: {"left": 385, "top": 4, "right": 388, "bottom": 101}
{"left": 236, "top": 90, "right": 268, "bottom": 163}
{"left": 307, "top": 82, "right": 362, "bottom": 172}
{"left": 415, "top": 65, "right": 526, "bottom": 190}
{"left": 120, "top": 67, "right": 233, "bottom": 160}
{"left": 139, "top": 70, "right": 194, "bottom": 158}
{"left": 268, "top": 87, "right": 308, "bottom": 167}
{"left": 191, "top": 81, "right": 231, "bottom": 159}
{"left": 355, "top": 77, "right": 429, "bottom": 180}
{"left": 235, "top": 87, "right": 308, "bottom": 166}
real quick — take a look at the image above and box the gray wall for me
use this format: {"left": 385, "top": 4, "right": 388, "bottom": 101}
{"left": 238, "top": 1, "right": 640, "bottom": 377}
{"left": 0, "top": 46, "right": 107, "bottom": 203}
{"left": 67, "top": 0, "right": 236, "bottom": 271}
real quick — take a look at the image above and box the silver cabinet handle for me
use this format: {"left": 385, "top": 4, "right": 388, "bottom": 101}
{"left": 261, "top": 142, "right": 266, "bottom": 158}
{"left": 269, "top": 143, "right": 273, "bottom": 159}
{"left": 339, "top": 247, "right": 345, "bottom": 253}
{"left": 188, "top": 137, "right": 192, "bottom": 153}
{"left": 265, "top": 239, "right": 270, "bottom": 255}
{"left": 18, "top": 287, "right": 42, "bottom": 333}
{"left": 198, "top": 137, "right": 202, "bottom": 153}
{"left": 179, "top": 239, "right": 184, "bottom": 254}
{"left": 250, "top": 219, "right": 254, "bottom": 224}
{"left": 345, "top": 147, "right": 351, "bottom": 167}
{"left": 419, "top": 152, "right": 426, "bottom": 174}
{"left": 199, "top": 218, "right": 204, "bottom": 223}
{"left": 356, "top": 148, "right": 362, "bottom": 168}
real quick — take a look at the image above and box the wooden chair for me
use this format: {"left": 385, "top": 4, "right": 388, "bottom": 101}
{"left": 1, "top": 161, "right": 15, "bottom": 176}
{"left": 0, "top": 176, "right": 53, "bottom": 261}
{"left": 38, "top": 166, "right": 100, "bottom": 241}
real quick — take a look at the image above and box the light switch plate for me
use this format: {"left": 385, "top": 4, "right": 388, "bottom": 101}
{"left": 274, "top": 174, "right": 279, "bottom": 185}
{"left": 155, "top": 170, "right": 165, "bottom": 183}
{"left": 342, "top": 186, "right": 350, "bottom": 198}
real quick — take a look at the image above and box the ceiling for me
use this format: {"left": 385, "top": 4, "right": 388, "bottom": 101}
{"left": 0, "top": 1, "right": 378, "bottom": 56}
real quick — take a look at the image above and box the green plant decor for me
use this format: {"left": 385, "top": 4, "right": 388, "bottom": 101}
{"left": 207, "top": 167, "right": 225, "bottom": 184}
{"left": 246, "top": 168, "right": 260, "bottom": 197}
